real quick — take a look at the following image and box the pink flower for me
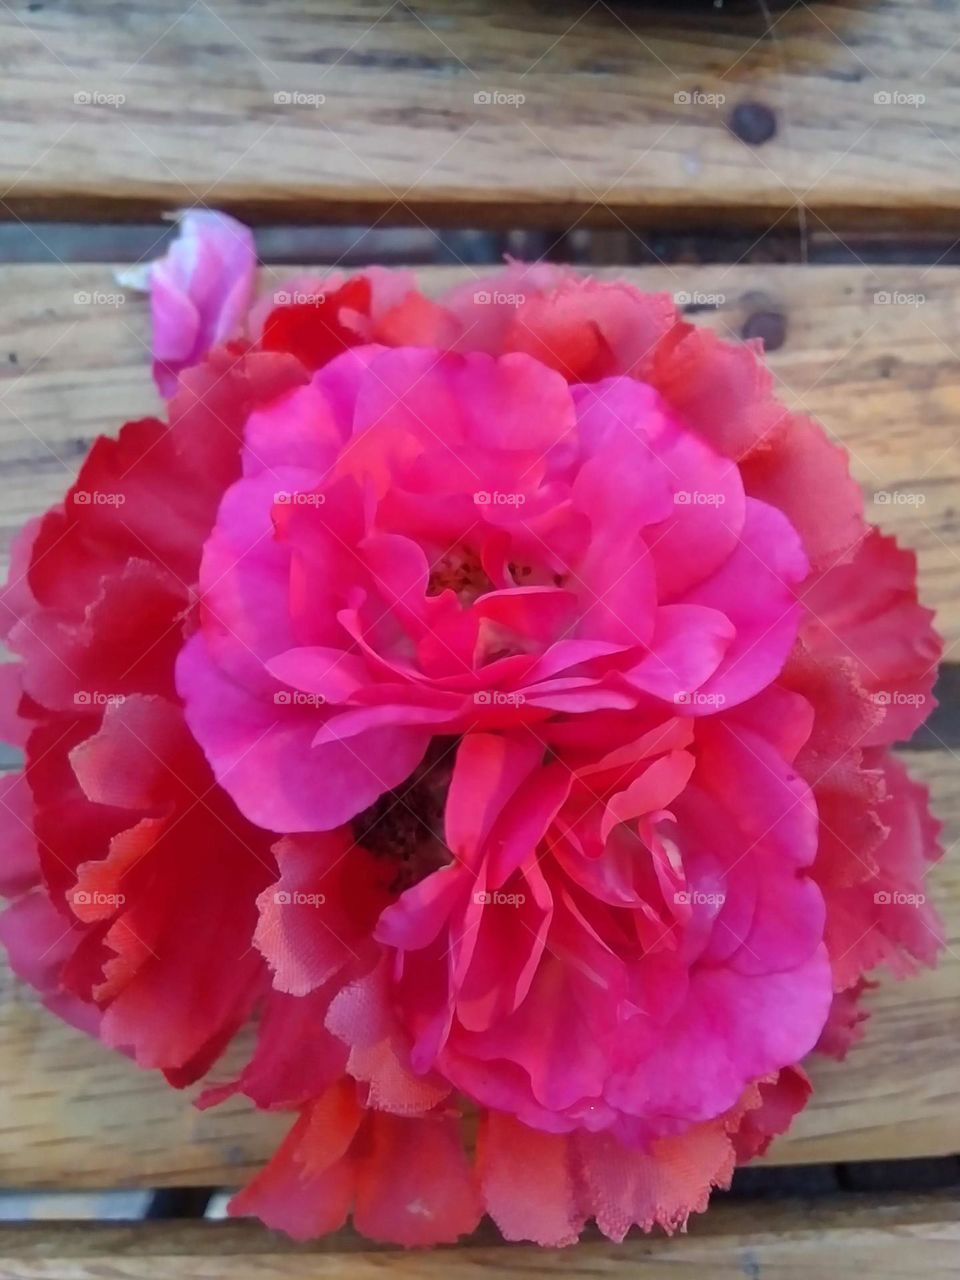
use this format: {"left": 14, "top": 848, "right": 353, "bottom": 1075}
{"left": 0, "top": 242, "right": 943, "bottom": 1247}
{"left": 368, "top": 722, "right": 830, "bottom": 1140}
{"left": 176, "top": 347, "right": 809, "bottom": 834}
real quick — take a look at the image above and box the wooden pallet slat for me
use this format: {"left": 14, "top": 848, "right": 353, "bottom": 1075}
{"left": 0, "top": 1195, "right": 958, "bottom": 1277}
{"left": 1, "top": 0, "right": 959, "bottom": 228}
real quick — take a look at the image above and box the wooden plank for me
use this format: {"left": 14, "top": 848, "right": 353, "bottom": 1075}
{"left": 2, "top": 1, "right": 960, "bottom": 229}
{"left": 0, "top": 262, "right": 957, "bottom": 1186}
{"left": 2, "top": 263, "right": 959, "bottom": 645}
{"left": 0, "top": 1194, "right": 957, "bottom": 1277}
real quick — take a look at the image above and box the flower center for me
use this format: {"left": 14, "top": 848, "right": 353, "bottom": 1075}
{"left": 427, "top": 548, "right": 493, "bottom": 605}
{"left": 352, "top": 737, "right": 457, "bottom": 893}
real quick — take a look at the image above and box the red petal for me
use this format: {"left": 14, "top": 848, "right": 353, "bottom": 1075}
{"left": 261, "top": 278, "right": 372, "bottom": 371}
{"left": 353, "top": 1109, "right": 482, "bottom": 1246}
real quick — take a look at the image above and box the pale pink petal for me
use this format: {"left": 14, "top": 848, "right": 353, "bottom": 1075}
{"left": 574, "top": 1120, "right": 736, "bottom": 1239}
{"left": 140, "top": 210, "right": 256, "bottom": 396}
{"left": 255, "top": 833, "right": 390, "bottom": 996}
{"left": 478, "top": 1112, "right": 582, "bottom": 1246}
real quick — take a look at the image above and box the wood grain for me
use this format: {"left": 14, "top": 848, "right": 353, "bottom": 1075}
{"left": 2, "top": 0, "right": 960, "bottom": 229}
{"left": 0, "top": 262, "right": 956, "bottom": 1187}
{"left": 0, "top": 1194, "right": 957, "bottom": 1276}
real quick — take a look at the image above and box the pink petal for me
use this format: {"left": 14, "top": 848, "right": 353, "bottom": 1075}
{"left": 255, "top": 833, "right": 390, "bottom": 996}
{"left": 0, "top": 771, "right": 39, "bottom": 896}
{"left": 573, "top": 1119, "right": 736, "bottom": 1240}
{"left": 199, "top": 986, "right": 347, "bottom": 1111}
{"left": 177, "top": 631, "right": 431, "bottom": 831}
{"left": 689, "top": 498, "right": 809, "bottom": 708}
{"left": 141, "top": 210, "right": 256, "bottom": 396}
{"left": 606, "top": 945, "right": 833, "bottom": 1125}
{"left": 478, "top": 1112, "right": 582, "bottom": 1246}
{"left": 801, "top": 529, "right": 941, "bottom": 745}
{"left": 444, "top": 732, "right": 544, "bottom": 861}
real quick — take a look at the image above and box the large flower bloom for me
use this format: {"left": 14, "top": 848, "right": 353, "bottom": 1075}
{"left": 0, "top": 215, "right": 942, "bottom": 1246}
{"left": 177, "top": 341, "right": 808, "bottom": 834}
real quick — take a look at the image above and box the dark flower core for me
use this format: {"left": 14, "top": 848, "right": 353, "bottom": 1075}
{"left": 427, "top": 547, "right": 493, "bottom": 605}
{"left": 353, "top": 736, "right": 458, "bottom": 892}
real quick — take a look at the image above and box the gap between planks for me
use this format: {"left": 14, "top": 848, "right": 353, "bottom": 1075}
{"left": 0, "top": 1193, "right": 956, "bottom": 1277}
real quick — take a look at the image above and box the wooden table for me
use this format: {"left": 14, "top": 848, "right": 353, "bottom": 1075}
{"left": 1, "top": 0, "right": 958, "bottom": 1274}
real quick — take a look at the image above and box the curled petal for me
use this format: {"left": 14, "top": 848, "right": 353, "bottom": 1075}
{"left": 126, "top": 210, "right": 256, "bottom": 396}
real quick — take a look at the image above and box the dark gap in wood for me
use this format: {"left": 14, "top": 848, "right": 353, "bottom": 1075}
{"left": 836, "top": 1156, "right": 960, "bottom": 1193}
{"left": 7, "top": 195, "right": 960, "bottom": 236}
{"left": 0, "top": 1178, "right": 955, "bottom": 1247}
{"left": 725, "top": 1162, "right": 842, "bottom": 1198}
{"left": 901, "top": 666, "right": 960, "bottom": 752}
{"left": 727, "top": 1155, "right": 960, "bottom": 1200}
{"left": 6, "top": 222, "right": 960, "bottom": 268}
{"left": 145, "top": 1188, "right": 213, "bottom": 1220}
{"left": 0, "top": 223, "right": 496, "bottom": 268}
